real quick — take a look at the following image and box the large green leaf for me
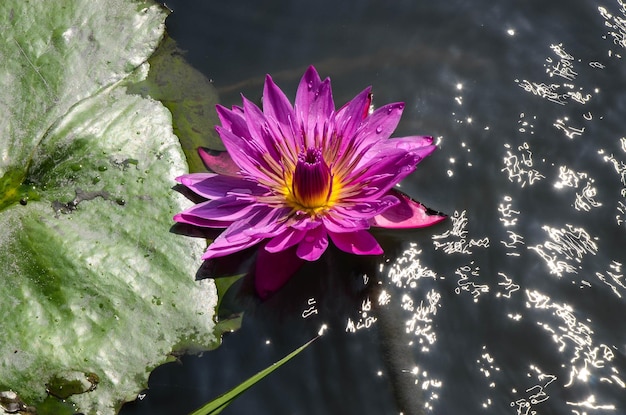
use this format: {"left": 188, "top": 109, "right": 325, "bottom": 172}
{"left": 129, "top": 36, "right": 225, "bottom": 174}
{"left": 0, "top": 1, "right": 217, "bottom": 414}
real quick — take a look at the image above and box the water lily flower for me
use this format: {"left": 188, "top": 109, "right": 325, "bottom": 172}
{"left": 174, "top": 66, "right": 445, "bottom": 298}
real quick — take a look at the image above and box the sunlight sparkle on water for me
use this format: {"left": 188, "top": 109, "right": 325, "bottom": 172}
{"left": 432, "top": 210, "right": 490, "bottom": 255}
{"left": 507, "top": 313, "right": 522, "bottom": 321}
{"left": 498, "top": 195, "right": 520, "bottom": 227}
{"left": 577, "top": 367, "right": 590, "bottom": 382}
{"left": 595, "top": 260, "right": 626, "bottom": 298}
{"left": 378, "top": 289, "right": 391, "bottom": 306}
{"left": 566, "top": 394, "right": 616, "bottom": 410}
{"left": 502, "top": 142, "right": 545, "bottom": 187}
{"left": 524, "top": 288, "right": 625, "bottom": 394}
{"left": 345, "top": 298, "right": 376, "bottom": 332}
{"left": 318, "top": 324, "right": 328, "bottom": 336}
{"left": 528, "top": 224, "right": 598, "bottom": 277}
{"left": 302, "top": 297, "right": 319, "bottom": 318}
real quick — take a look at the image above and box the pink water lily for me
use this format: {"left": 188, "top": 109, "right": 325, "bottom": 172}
{"left": 174, "top": 66, "right": 445, "bottom": 298}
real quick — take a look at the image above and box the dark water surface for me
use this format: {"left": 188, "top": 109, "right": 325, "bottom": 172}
{"left": 122, "top": 0, "right": 626, "bottom": 414}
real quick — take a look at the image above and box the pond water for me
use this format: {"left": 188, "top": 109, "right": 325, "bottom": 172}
{"left": 121, "top": 0, "right": 626, "bottom": 414}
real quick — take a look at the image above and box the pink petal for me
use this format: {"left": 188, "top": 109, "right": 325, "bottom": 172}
{"left": 219, "top": 206, "right": 289, "bottom": 243}
{"left": 265, "top": 227, "right": 307, "bottom": 253}
{"left": 388, "top": 135, "right": 434, "bottom": 150}
{"left": 263, "top": 74, "right": 296, "bottom": 130}
{"left": 296, "top": 226, "right": 329, "bottom": 261}
{"left": 197, "top": 147, "right": 240, "bottom": 177}
{"left": 201, "top": 206, "right": 286, "bottom": 258}
{"left": 202, "top": 234, "right": 263, "bottom": 259}
{"left": 354, "top": 102, "right": 405, "bottom": 144}
{"left": 321, "top": 214, "right": 370, "bottom": 234}
{"left": 240, "top": 207, "right": 292, "bottom": 239}
{"left": 320, "top": 195, "right": 399, "bottom": 233}
{"left": 216, "top": 104, "right": 252, "bottom": 141}
{"left": 242, "top": 97, "right": 282, "bottom": 162}
{"left": 332, "top": 102, "right": 408, "bottom": 175}
{"left": 177, "top": 197, "right": 258, "bottom": 225}
{"left": 345, "top": 150, "right": 419, "bottom": 200}
{"left": 288, "top": 216, "right": 322, "bottom": 231}
{"left": 173, "top": 212, "right": 233, "bottom": 228}
{"left": 215, "top": 126, "right": 275, "bottom": 181}
{"left": 294, "top": 66, "right": 334, "bottom": 146}
{"left": 176, "top": 173, "right": 264, "bottom": 199}
{"left": 322, "top": 195, "right": 400, "bottom": 233}
{"left": 370, "top": 189, "right": 447, "bottom": 229}
{"left": 328, "top": 230, "right": 383, "bottom": 256}
{"left": 347, "top": 146, "right": 408, "bottom": 178}
{"left": 378, "top": 136, "right": 437, "bottom": 161}
{"left": 331, "top": 195, "right": 399, "bottom": 221}
{"left": 255, "top": 244, "right": 304, "bottom": 299}
{"left": 333, "top": 87, "right": 372, "bottom": 140}
{"left": 351, "top": 137, "right": 429, "bottom": 172}
{"left": 176, "top": 172, "right": 216, "bottom": 185}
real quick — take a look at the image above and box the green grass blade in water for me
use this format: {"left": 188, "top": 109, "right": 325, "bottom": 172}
{"left": 189, "top": 336, "right": 319, "bottom": 415}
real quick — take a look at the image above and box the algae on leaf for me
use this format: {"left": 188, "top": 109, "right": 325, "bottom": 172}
{"left": 0, "top": 1, "right": 217, "bottom": 414}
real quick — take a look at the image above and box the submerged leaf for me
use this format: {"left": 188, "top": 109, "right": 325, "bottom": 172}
{"left": 0, "top": 0, "right": 217, "bottom": 413}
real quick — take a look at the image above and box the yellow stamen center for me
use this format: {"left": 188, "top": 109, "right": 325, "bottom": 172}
{"left": 286, "top": 148, "right": 334, "bottom": 213}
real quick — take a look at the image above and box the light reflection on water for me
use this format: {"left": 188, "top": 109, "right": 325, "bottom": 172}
{"left": 122, "top": 0, "right": 626, "bottom": 414}
{"left": 502, "top": 142, "right": 545, "bottom": 187}
{"left": 432, "top": 210, "right": 490, "bottom": 255}
{"left": 375, "top": 244, "right": 444, "bottom": 412}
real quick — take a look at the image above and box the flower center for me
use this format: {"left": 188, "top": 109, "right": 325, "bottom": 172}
{"left": 291, "top": 148, "right": 332, "bottom": 210}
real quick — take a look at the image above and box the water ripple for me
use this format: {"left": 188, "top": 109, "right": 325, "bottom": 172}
{"left": 595, "top": 260, "right": 626, "bottom": 298}
{"left": 528, "top": 225, "right": 598, "bottom": 277}
{"left": 524, "top": 289, "right": 624, "bottom": 411}
{"left": 502, "top": 142, "right": 545, "bottom": 187}
{"left": 431, "top": 210, "right": 490, "bottom": 254}
{"left": 599, "top": 0, "right": 626, "bottom": 55}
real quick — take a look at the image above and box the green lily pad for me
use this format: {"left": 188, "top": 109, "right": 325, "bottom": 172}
{"left": 129, "top": 35, "right": 225, "bottom": 174}
{"left": 0, "top": 1, "right": 217, "bottom": 414}
{"left": 129, "top": 36, "right": 244, "bottom": 337}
